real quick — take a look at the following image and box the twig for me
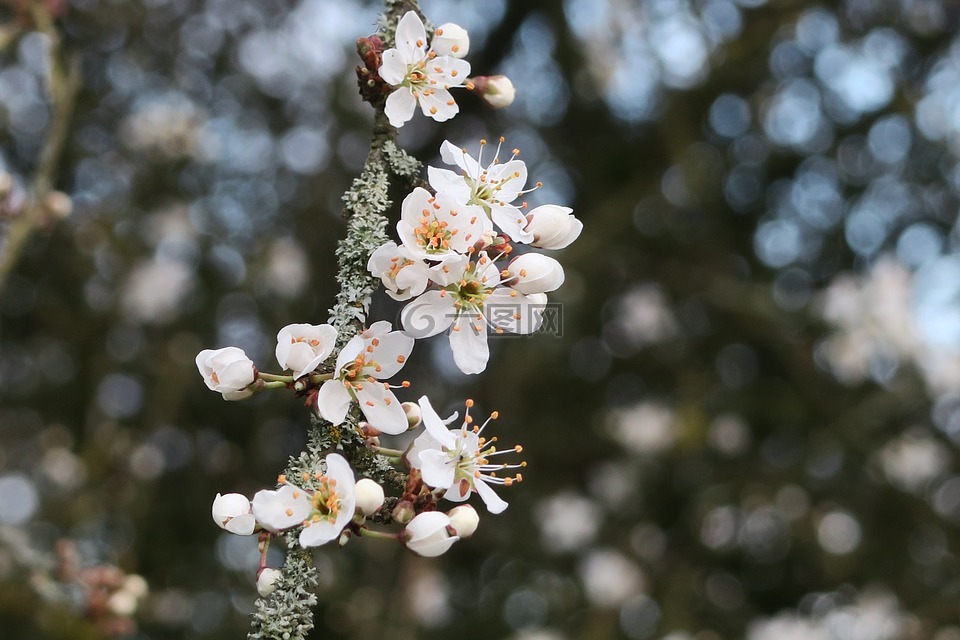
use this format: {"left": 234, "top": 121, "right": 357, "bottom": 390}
{"left": 0, "top": 2, "right": 81, "bottom": 292}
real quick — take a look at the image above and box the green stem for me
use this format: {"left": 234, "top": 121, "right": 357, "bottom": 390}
{"left": 372, "top": 446, "right": 405, "bottom": 458}
{"left": 308, "top": 373, "right": 334, "bottom": 383}
{"left": 258, "top": 373, "right": 294, "bottom": 383}
{"left": 260, "top": 381, "right": 288, "bottom": 390}
{"left": 356, "top": 527, "right": 401, "bottom": 541}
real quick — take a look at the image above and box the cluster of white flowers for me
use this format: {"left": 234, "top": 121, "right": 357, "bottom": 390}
{"left": 194, "top": 7, "right": 579, "bottom": 609}
{"left": 369, "top": 137, "right": 581, "bottom": 373}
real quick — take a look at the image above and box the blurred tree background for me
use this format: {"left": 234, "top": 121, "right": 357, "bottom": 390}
{"left": 2, "top": 0, "right": 960, "bottom": 638}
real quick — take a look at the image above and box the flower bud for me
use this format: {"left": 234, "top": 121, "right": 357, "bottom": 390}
{"left": 506, "top": 253, "right": 565, "bottom": 294}
{"left": 402, "top": 402, "right": 422, "bottom": 429}
{"left": 212, "top": 493, "right": 256, "bottom": 535}
{"left": 392, "top": 499, "right": 416, "bottom": 525}
{"left": 431, "top": 23, "right": 469, "bottom": 58}
{"left": 447, "top": 505, "right": 479, "bottom": 538}
{"left": 524, "top": 205, "right": 582, "bottom": 250}
{"left": 354, "top": 478, "right": 385, "bottom": 516}
{"left": 404, "top": 511, "right": 459, "bottom": 557}
{"left": 275, "top": 323, "right": 338, "bottom": 379}
{"left": 470, "top": 75, "right": 516, "bottom": 109}
{"left": 122, "top": 574, "right": 149, "bottom": 599}
{"left": 107, "top": 589, "right": 139, "bottom": 617}
{"left": 256, "top": 568, "right": 282, "bottom": 597}
{"left": 196, "top": 347, "right": 256, "bottom": 397}
{"left": 42, "top": 191, "right": 73, "bottom": 219}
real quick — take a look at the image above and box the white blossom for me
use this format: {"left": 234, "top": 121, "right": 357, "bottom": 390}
{"left": 524, "top": 204, "right": 582, "bottom": 250}
{"left": 407, "top": 396, "right": 523, "bottom": 513}
{"left": 251, "top": 453, "right": 356, "bottom": 548}
{"left": 275, "top": 323, "right": 338, "bottom": 378}
{"left": 379, "top": 12, "right": 471, "bottom": 128}
{"left": 195, "top": 347, "right": 256, "bottom": 399}
{"left": 316, "top": 321, "right": 414, "bottom": 434}
{"left": 397, "top": 187, "right": 489, "bottom": 260}
{"left": 428, "top": 139, "right": 535, "bottom": 243}
{"left": 404, "top": 511, "right": 458, "bottom": 557}
{"left": 367, "top": 241, "right": 431, "bottom": 301}
{"left": 400, "top": 252, "right": 546, "bottom": 374}
{"left": 212, "top": 492, "right": 257, "bottom": 535}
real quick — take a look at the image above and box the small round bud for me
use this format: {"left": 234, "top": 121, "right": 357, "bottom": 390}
{"left": 402, "top": 402, "right": 422, "bottom": 430}
{"left": 354, "top": 478, "right": 385, "bottom": 516}
{"left": 122, "top": 574, "right": 149, "bottom": 599}
{"left": 42, "top": 191, "right": 73, "bottom": 219}
{"left": 470, "top": 75, "right": 516, "bottom": 109}
{"left": 447, "top": 505, "right": 479, "bottom": 538}
{"left": 107, "top": 589, "right": 139, "bottom": 617}
{"left": 256, "top": 567, "right": 282, "bottom": 597}
{"left": 392, "top": 499, "right": 416, "bottom": 525}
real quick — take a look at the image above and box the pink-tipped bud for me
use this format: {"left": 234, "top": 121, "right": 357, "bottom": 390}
{"left": 402, "top": 401, "right": 422, "bottom": 429}
{"left": 392, "top": 499, "right": 416, "bottom": 525}
{"left": 470, "top": 75, "right": 516, "bottom": 109}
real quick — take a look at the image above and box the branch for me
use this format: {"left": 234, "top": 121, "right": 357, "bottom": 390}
{"left": 0, "top": 3, "right": 80, "bottom": 292}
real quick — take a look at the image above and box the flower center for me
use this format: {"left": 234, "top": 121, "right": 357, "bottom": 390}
{"left": 449, "top": 266, "right": 491, "bottom": 309}
{"left": 415, "top": 216, "right": 453, "bottom": 253}
{"left": 308, "top": 476, "right": 341, "bottom": 524}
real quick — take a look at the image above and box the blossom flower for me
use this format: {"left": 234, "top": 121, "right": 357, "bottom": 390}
{"left": 367, "top": 241, "right": 431, "bottom": 301}
{"left": 211, "top": 493, "right": 256, "bottom": 535}
{"left": 316, "top": 321, "right": 414, "bottom": 434}
{"left": 524, "top": 204, "right": 582, "bottom": 250}
{"left": 503, "top": 253, "right": 565, "bottom": 294}
{"left": 275, "top": 323, "right": 338, "bottom": 378}
{"left": 251, "top": 453, "right": 356, "bottom": 548}
{"left": 407, "top": 396, "right": 524, "bottom": 513}
{"left": 400, "top": 252, "right": 547, "bottom": 374}
{"left": 195, "top": 347, "right": 256, "bottom": 399}
{"left": 379, "top": 12, "right": 471, "bottom": 128}
{"left": 428, "top": 138, "right": 537, "bottom": 243}
{"left": 397, "top": 187, "right": 489, "bottom": 260}
{"left": 403, "top": 511, "right": 459, "bottom": 557}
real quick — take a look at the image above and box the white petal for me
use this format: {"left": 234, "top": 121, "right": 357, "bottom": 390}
{"left": 395, "top": 11, "right": 427, "bottom": 62}
{"left": 427, "top": 254, "right": 469, "bottom": 287}
{"left": 491, "top": 204, "right": 534, "bottom": 243}
{"left": 368, "top": 331, "right": 414, "bottom": 379}
{"left": 298, "top": 520, "right": 340, "bottom": 547}
{"left": 449, "top": 314, "right": 489, "bottom": 375}
{"left": 475, "top": 479, "right": 509, "bottom": 514}
{"left": 316, "top": 380, "right": 353, "bottom": 425}
{"left": 407, "top": 430, "right": 442, "bottom": 468}
{"left": 417, "top": 87, "right": 459, "bottom": 122}
{"left": 251, "top": 485, "right": 312, "bottom": 532}
{"left": 443, "top": 482, "right": 471, "bottom": 503}
{"left": 417, "top": 395, "right": 457, "bottom": 448}
{"left": 224, "top": 513, "right": 257, "bottom": 535}
{"left": 439, "top": 140, "right": 480, "bottom": 176}
{"left": 431, "top": 23, "right": 469, "bottom": 58}
{"left": 324, "top": 453, "right": 357, "bottom": 525}
{"left": 385, "top": 89, "right": 417, "bottom": 128}
{"left": 401, "top": 290, "right": 456, "bottom": 338}
{"left": 356, "top": 384, "right": 408, "bottom": 435}
{"left": 333, "top": 335, "right": 364, "bottom": 376}
{"left": 378, "top": 48, "right": 408, "bottom": 85}
{"left": 419, "top": 449, "right": 456, "bottom": 489}
{"left": 427, "top": 166, "right": 471, "bottom": 201}
{"left": 485, "top": 288, "right": 544, "bottom": 335}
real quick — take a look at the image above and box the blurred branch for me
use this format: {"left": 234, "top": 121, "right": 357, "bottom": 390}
{"left": 0, "top": 1, "right": 80, "bottom": 292}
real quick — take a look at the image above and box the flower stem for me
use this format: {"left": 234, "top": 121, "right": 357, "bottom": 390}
{"left": 309, "top": 372, "right": 334, "bottom": 383}
{"left": 356, "top": 527, "right": 401, "bottom": 541}
{"left": 372, "top": 446, "right": 405, "bottom": 458}
{"left": 258, "top": 372, "right": 294, "bottom": 383}
{"left": 260, "top": 381, "right": 288, "bottom": 390}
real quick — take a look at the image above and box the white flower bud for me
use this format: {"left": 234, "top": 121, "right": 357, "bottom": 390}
{"left": 257, "top": 568, "right": 283, "bottom": 597}
{"left": 404, "top": 511, "right": 458, "bottom": 557}
{"left": 107, "top": 589, "right": 139, "bottom": 617}
{"left": 275, "top": 323, "right": 338, "bottom": 378}
{"left": 481, "top": 75, "right": 515, "bottom": 108}
{"left": 524, "top": 205, "right": 582, "bottom": 250}
{"left": 431, "top": 23, "right": 469, "bottom": 58}
{"left": 354, "top": 478, "right": 385, "bottom": 516}
{"left": 402, "top": 401, "right": 422, "bottom": 429}
{"left": 447, "top": 505, "right": 479, "bottom": 538}
{"left": 196, "top": 347, "right": 256, "bottom": 397}
{"left": 506, "top": 253, "right": 565, "bottom": 294}
{"left": 212, "top": 492, "right": 257, "bottom": 535}
{"left": 122, "top": 574, "right": 149, "bottom": 599}
{"left": 43, "top": 191, "right": 73, "bottom": 219}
